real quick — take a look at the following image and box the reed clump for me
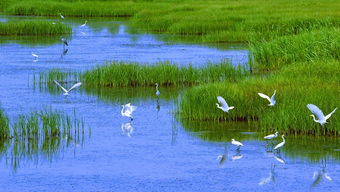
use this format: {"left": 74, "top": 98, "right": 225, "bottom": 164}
{"left": 0, "top": 109, "right": 10, "bottom": 139}
{"left": 0, "top": 21, "right": 71, "bottom": 36}
{"left": 178, "top": 60, "right": 340, "bottom": 135}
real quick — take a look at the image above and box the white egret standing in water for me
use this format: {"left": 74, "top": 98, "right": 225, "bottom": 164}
{"left": 264, "top": 132, "right": 278, "bottom": 140}
{"left": 231, "top": 139, "right": 243, "bottom": 151}
{"left": 59, "top": 13, "right": 64, "bottom": 20}
{"left": 80, "top": 20, "right": 87, "bottom": 27}
{"left": 155, "top": 83, "right": 160, "bottom": 97}
{"left": 54, "top": 80, "right": 82, "bottom": 96}
{"left": 216, "top": 96, "right": 234, "bottom": 112}
{"left": 274, "top": 135, "right": 285, "bottom": 151}
{"left": 258, "top": 90, "right": 276, "bottom": 106}
{"left": 31, "top": 53, "right": 39, "bottom": 61}
{"left": 307, "top": 104, "right": 337, "bottom": 126}
{"left": 121, "top": 103, "right": 137, "bottom": 121}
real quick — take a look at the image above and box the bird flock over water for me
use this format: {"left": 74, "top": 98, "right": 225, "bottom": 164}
{"left": 216, "top": 91, "right": 337, "bottom": 152}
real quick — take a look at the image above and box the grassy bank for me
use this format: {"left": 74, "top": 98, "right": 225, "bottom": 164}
{"left": 251, "top": 28, "right": 340, "bottom": 71}
{"left": 0, "top": 21, "right": 71, "bottom": 36}
{"left": 35, "top": 61, "right": 247, "bottom": 88}
{"left": 0, "top": 109, "right": 10, "bottom": 139}
{"left": 178, "top": 60, "right": 340, "bottom": 135}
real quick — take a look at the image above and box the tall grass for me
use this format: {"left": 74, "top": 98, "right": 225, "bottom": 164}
{"left": 0, "top": 109, "right": 10, "bottom": 139}
{"left": 251, "top": 28, "right": 340, "bottom": 71}
{"left": 0, "top": 21, "right": 71, "bottom": 36}
{"left": 35, "top": 61, "right": 247, "bottom": 88}
{"left": 178, "top": 60, "right": 340, "bottom": 135}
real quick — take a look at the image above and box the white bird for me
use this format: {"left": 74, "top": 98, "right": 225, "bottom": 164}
{"left": 307, "top": 104, "right": 337, "bottom": 126}
{"left": 59, "top": 13, "right": 64, "bottom": 19}
{"left": 61, "top": 37, "right": 68, "bottom": 46}
{"left": 32, "top": 53, "right": 39, "bottom": 60}
{"left": 155, "top": 83, "right": 160, "bottom": 97}
{"left": 264, "top": 132, "right": 278, "bottom": 140}
{"left": 53, "top": 80, "right": 82, "bottom": 96}
{"left": 80, "top": 20, "right": 87, "bottom": 27}
{"left": 121, "top": 122, "right": 133, "bottom": 137}
{"left": 216, "top": 96, "right": 234, "bottom": 112}
{"left": 258, "top": 90, "right": 276, "bottom": 106}
{"left": 231, "top": 139, "right": 243, "bottom": 150}
{"left": 121, "top": 103, "right": 137, "bottom": 120}
{"left": 274, "top": 135, "right": 285, "bottom": 150}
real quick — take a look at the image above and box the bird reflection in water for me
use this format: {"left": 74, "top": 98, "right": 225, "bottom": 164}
{"left": 232, "top": 150, "right": 243, "bottom": 161}
{"left": 259, "top": 164, "right": 276, "bottom": 185}
{"left": 217, "top": 144, "right": 228, "bottom": 167}
{"left": 121, "top": 122, "right": 134, "bottom": 138}
{"left": 311, "top": 159, "right": 332, "bottom": 187}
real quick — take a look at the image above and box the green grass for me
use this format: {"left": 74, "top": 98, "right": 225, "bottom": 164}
{"left": 0, "top": 20, "right": 71, "bottom": 36}
{"left": 0, "top": 108, "right": 10, "bottom": 139}
{"left": 178, "top": 60, "right": 340, "bottom": 135}
{"left": 35, "top": 61, "right": 247, "bottom": 88}
{"left": 251, "top": 28, "right": 340, "bottom": 71}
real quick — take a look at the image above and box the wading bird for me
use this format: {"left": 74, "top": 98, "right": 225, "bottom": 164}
{"left": 231, "top": 139, "right": 243, "bottom": 151}
{"left": 274, "top": 135, "right": 285, "bottom": 151}
{"left": 31, "top": 53, "right": 39, "bottom": 61}
{"left": 59, "top": 13, "right": 64, "bottom": 20}
{"left": 80, "top": 20, "right": 87, "bottom": 27}
{"left": 264, "top": 132, "right": 278, "bottom": 140}
{"left": 121, "top": 103, "right": 137, "bottom": 121}
{"left": 216, "top": 96, "right": 234, "bottom": 112}
{"left": 61, "top": 37, "right": 68, "bottom": 47}
{"left": 155, "top": 83, "right": 160, "bottom": 97}
{"left": 258, "top": 90, "right": 276, "bottom": 106}
{"left": 54, "top": 80, "right": 82, "bottom": 96}
{"left": 307, "top": 104, "right": 337, "bottom": 126}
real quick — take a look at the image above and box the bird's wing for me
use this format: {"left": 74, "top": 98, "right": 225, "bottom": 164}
{"left": 68, "top": 82, "right": 82, "bottom": 92}
{"left": 258, "top": 93, "right": 271, "bottom": 102}
{"left": 270, "top": 90, "right": 276, "bottom": 102}
{"left": 217, "top": 96, "right": 229, "bottom": 108}
{"left": 54, "top": 80, "right": 68, "bottom": 93}
{"left": 307, "top": 104, "right": 325, "bottom": 120}
{"left": 325, "top": 108, "right": 337, "bottom": 120}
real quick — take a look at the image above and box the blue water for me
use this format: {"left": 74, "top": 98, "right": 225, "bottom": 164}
{"left": 0, "top": 16, "right": 339, "bottom": 192}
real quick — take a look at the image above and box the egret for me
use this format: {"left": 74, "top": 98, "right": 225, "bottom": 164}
{"left": 258, "top": 90, "right": 276, "bottom": 106}
{"left": 59, "top": 13, "right": 64, "bottom": 20}
{"left": 307, "top": 104, "right": 337, "bottom": 126}
{"left": 216, "top": 96, "right": 234, "bottom": 112}
{"left": 31, "top": 53, "right": 39, "bottom": 60}
{"left": 274, "top": 135, "right": 285, "bottom": 151}
{"left": 53, "top": 80, "right": 82, "bottom": 96}
{"left": 121, "top": 122, "right": 133, "bottom": 137}
{"left": 121, "top": 103, "right": 137, "bottom": 121}
{"left": 231, "top": 139, "right": 243, "bottom": 150}
{"left": 155, "top": 83, "right": 160, "bottom": 97}
{"left": 264, "top": 132, "right": 278, "bottom": 140}
{"left": 61, "top": 37, "right": 68, "bottom": 46}
{"left": 80, "top": 20, "right": 87, "bottom": 27}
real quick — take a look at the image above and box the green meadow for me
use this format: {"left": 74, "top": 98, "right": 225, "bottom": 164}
{"left": 0, "top": 21, "right": 71, "bottom": 36}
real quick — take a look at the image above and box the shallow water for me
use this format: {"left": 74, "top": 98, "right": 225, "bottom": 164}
{"left": 0, "top": 16, "right": 339, "bottom": 191}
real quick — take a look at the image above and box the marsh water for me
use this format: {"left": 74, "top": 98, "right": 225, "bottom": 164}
{"left": 0, "top": 16, "right": 339, "bottom": 191}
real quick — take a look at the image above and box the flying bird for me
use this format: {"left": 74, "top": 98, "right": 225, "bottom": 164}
{"left": 216, "top": 96, "right": 234, "bottom": 112}
{"left": 54, "top": 80, "right": 82, "bottom": 96}
{"left": 307, "top": 104, "right": 337, "bottom": 126}
{"left": 258, "top": 90, "right": 276, "bottom": 106}
{"left": 121, "top": 103, "right": 137, "bottom": 121}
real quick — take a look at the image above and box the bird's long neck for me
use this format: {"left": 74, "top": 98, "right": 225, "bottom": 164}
{"left": 282, "top": 135, "right": 285, "bottom": 143}
{"left": 311, "top": 115, "right": 319, "bottom": 123}
{"left": 156, "top": 84, "right": 159, "bottom": 90}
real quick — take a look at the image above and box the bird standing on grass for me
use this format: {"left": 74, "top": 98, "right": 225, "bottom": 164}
{"left": 258, "top": 90, "right": 276, "bottom": 106}
{"left": 216, "top": 96, "right": 234, "bottom": 112}
{"left": 307, "top": 104, "right": 337, "bottom": 126}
